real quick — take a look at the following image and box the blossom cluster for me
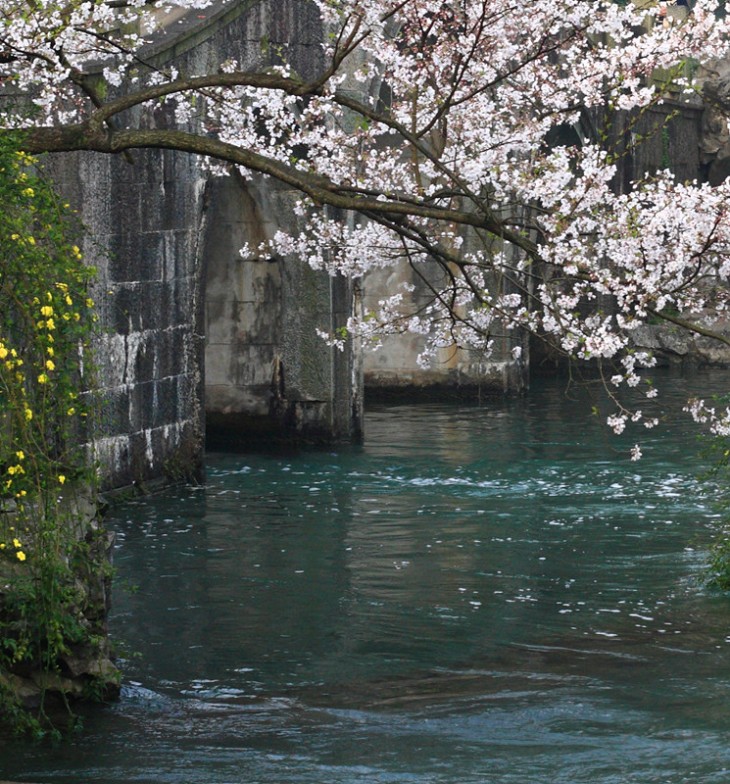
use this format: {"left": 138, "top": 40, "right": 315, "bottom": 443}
{"left": 5, "top": 1, "right": 730, "bottom": 450}
{"left": 0, "top": 530, "right": 27, "bottom": 563}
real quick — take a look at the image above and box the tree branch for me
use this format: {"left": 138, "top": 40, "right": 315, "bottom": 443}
{"left": 18, "top": 124, "right": 541, "bottom": 260}
{"left": 647, "top": 308, "right": 730, "bottom": 348}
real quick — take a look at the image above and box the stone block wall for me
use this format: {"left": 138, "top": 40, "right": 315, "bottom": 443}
{"left": 46, "top": 144, "right": 208, "bottom": 490}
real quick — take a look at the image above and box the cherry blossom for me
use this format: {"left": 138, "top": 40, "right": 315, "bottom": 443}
{"left": 4, "top": 0, "right": 730, "bottom": 449}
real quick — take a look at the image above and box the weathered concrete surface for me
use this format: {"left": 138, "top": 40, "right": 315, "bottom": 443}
{"left": 362, "top": 260, "right": 527, "bottom": 399}
{"left": 202, "top": 175, "right": 362, "bottom": 448}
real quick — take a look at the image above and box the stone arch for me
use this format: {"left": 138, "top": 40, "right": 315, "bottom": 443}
{"left": 45, "top": 0, "right": 364, "bottom": 490}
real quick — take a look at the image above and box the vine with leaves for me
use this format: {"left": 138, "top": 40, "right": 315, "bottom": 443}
{"left": 0, "top": 133, "right": 112, "bottom": 736}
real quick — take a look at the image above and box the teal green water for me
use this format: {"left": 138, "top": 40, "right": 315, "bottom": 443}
{"left": 3, "top": 372, "right": 730, "bottom": 783}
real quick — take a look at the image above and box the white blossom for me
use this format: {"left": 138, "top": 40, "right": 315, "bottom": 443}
{"left": 5, "top": 0, "right": 730, "bottom": 445}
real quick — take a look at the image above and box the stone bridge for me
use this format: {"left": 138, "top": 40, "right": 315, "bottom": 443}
{"left": 46, "top": 0, "right": 715, "bottom": 491}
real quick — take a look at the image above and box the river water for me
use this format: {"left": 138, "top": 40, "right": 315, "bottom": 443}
{"left": 3, "top": 371, "right": 730, "bottom": 783}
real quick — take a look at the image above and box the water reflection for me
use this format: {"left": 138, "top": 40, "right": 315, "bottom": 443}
{"left": 3, "top": 372, "right": 730, "bottom": 783}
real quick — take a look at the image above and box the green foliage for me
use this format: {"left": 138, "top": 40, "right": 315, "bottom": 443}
{"left": 707, "top": 533, "right": 730, "bottom": 591}
{"left": 700, "top": 424, "right": 730, "bottom": 590}
{"left": 0, "top": 133, "right": 106, "bottom": 735}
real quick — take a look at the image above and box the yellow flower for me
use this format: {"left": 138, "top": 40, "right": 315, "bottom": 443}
{"left": 66, "top": 407, "right": 76, "bottom": 416}
{"left": 45, "top": 318, "right": 55, "bottom": 330}
{"left": 85, "top": 298, "right": 94, "bottom": 308}
{"left": 0, "top": 346, "right": 7, "bottom": 360}
{"left": 0, "top": 543, "right": 4, "bottom": 550}
{"left": 24, "top": 407, "right": 33, "bottom": 421}
{"left": 27, "top": 236, "right": 35, "bottom": 246}
{"left": 21, "top": 187, "right": 34, "bottom": 198}
{"left": 37, "top": 373, "right": 48, "bottom": 384}
{"left": 58, "top": 475, "right": 66, "bottom": 485}
{"left": 15, "top": 451, "right": 24, "bottom": 461}
{"left": 47, "top": 347, "right": 54, "bottom": 357}
{"left": 12, "top": 538, "right": 21, "bottom": 549}
{"left": 16, "top": 551, "right": 26, "bottom": 562}
{"left": 45, "top": 359, "right": 55, "bottom": 371}
{"left": 72, "top": 246, "right": 82, "bottom": 259}
{"left": 40, "top": 305, "right": 53, "bottom": 317}
{"left": 65, "top": 295, "right": 73, "bottom": 306}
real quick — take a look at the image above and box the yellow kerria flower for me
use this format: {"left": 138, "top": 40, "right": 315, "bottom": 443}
{"left": 67, "top": 407, "right": 76, "bottom": 416}
{"left": 16, "top": 551, "right": 26, "bottom": 562}
{"left": 37, "top": 373, "right": 49, "bottom": 384}
{"left": 45, "top": 359, "right": 55, "bottom": 371}
{"left": 24, "top": 407, "right": 33, "bottom": 421}
{"left": 0, "top": 346, "right": 7, "bottom": 360}
{"left": 47, "top": 347, "right": 54, "bottom": 356}
{"left": 40, "top": 305, "right": 53, "bottom": 317}
{"left": 45, "top": 318, "right": 55, "bottom": 330}
{"left": 15, "top": 450, "right": 24, "bottom": 461}
{"left": 12, "top": 538, "right": 21, "bottom": 549}
{"left": 58, "top": 475, "right": 66, "bottom": 485}
{"left": 21, "top": 187, "right": 34, "bottom": 198}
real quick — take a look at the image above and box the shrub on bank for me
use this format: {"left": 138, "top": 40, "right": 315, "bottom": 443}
{"left": 0, "top": 134, "right": 118, "bottom": 737}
